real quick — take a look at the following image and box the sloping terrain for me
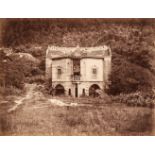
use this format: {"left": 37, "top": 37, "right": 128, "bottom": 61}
{"left": 0, "top": 84, "right": 153, "bottom": 135}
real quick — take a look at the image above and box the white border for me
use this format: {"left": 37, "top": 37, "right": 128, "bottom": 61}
{"left": 0, "top": 0, "right": 155, "bottom": 155}
{"left": 0, "top": 0, "right": 155, "bottom": 18}
{"left": 0, "top": 137, "right": 155, "bottom": 155}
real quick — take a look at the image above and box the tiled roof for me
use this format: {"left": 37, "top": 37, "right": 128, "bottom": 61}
{"left": 47, "top": 45, "right": 111, "bottom": 59}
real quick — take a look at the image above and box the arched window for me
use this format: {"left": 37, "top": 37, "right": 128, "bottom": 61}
{"left": 92, "top": 66, "right": 97, "bottom": 79}
{"left": 57, "top": 66, "right": 62, "bottom": 79}
{"left": 92, "top": 68, "right": 97, "bottom": 74}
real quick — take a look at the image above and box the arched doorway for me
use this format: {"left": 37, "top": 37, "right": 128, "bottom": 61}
{"left": 55, "top": 84, "right": 65, "bottom": 96}
{"left": 89, "top": 84, "right": 100, "bottom": 97}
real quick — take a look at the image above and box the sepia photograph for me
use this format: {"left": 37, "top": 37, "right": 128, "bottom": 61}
{"left": 0, "top": 18, "right": 155, "bottom": 136}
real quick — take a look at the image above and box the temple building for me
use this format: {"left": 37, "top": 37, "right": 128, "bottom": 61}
{"left": 46, "top": 45, "right": 112, "bottom": 97}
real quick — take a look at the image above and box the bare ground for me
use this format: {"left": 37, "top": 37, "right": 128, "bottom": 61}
{"left": 0, "top": 84, "right": 154, "bottom": 136}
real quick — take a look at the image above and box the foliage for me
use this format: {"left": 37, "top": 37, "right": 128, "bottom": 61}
{"left": 26, "top": 75, "right": 45, "bottom": 84}
{"left": 107, "top": 54, "right": 155, "bottom": 95}
{"left": 0, "top": 19, "right": 155, "bottom": 94}
{"left": 0, "top": 49, "right": 38, "bottom": 91}
{"left": 112, "top": 91, "right": 155, "bottom": 107}
{"left": 0, "top": 100, "right": 152, "bottom": 135}
{"left": 0, "top": 86, "right": 22, "bottom": 96}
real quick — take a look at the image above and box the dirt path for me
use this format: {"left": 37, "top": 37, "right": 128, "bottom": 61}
{"left": 7, "top": 84, "right": 87, "bottom": 113}
{"left": 7, "top": 84, "right": 37, "bottom": 113}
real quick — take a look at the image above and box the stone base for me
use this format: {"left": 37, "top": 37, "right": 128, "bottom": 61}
{"left": 52, "top": 81, "right": 104, "bottom": 97}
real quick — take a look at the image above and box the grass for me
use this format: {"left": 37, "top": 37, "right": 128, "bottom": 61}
{"left": 0, "top": 86, "right": 23, "bottom": 96}
{"left": 0, "top": 97, "right": 153, "bottom": 136}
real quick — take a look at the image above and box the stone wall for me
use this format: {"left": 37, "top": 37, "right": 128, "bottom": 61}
{"left": 80, "top": 58, "right": 104, "bottom": 82}
{"left": 52, "top": 58, "right": 72, "bottom": 82}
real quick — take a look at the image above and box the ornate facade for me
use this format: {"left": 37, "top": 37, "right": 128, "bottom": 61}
{"left": 46, "top": 45, "right": 112, "bottom": 97}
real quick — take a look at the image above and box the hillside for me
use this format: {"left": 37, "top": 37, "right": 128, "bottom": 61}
{"left": 0, "top": 19, "right": 155, "bottom": 95}
{"left": 1, "top": 19, "right": 155, "bottom": 136}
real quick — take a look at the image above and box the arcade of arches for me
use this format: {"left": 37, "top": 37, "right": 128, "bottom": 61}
{"left": 54, "top": 84, "right": 101, "bottom": 97}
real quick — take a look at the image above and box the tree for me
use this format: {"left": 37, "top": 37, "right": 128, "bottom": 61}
{"left": 108, "top": 55, "right": 155, "bottom": 95}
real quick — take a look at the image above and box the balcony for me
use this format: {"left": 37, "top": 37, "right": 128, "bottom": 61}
{"left": 71, "top": 74, "right": 81, "bottom": 81}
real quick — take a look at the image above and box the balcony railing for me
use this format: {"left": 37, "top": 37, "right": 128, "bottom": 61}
{"left": 71, "top": 75, "right": 81, "bottom": 81}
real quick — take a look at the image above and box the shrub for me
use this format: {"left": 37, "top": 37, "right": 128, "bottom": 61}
{"left": 112, "top": 91, "right": 155, "bottom": 107}
{"left": 108, "top": 55, "right": 155, "bottom": 95}
{"left": 26, "top": 75, "right": 45, "bottom": 84}
{"left": 0, "top": 86, "right": 22, "bottom": 96}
